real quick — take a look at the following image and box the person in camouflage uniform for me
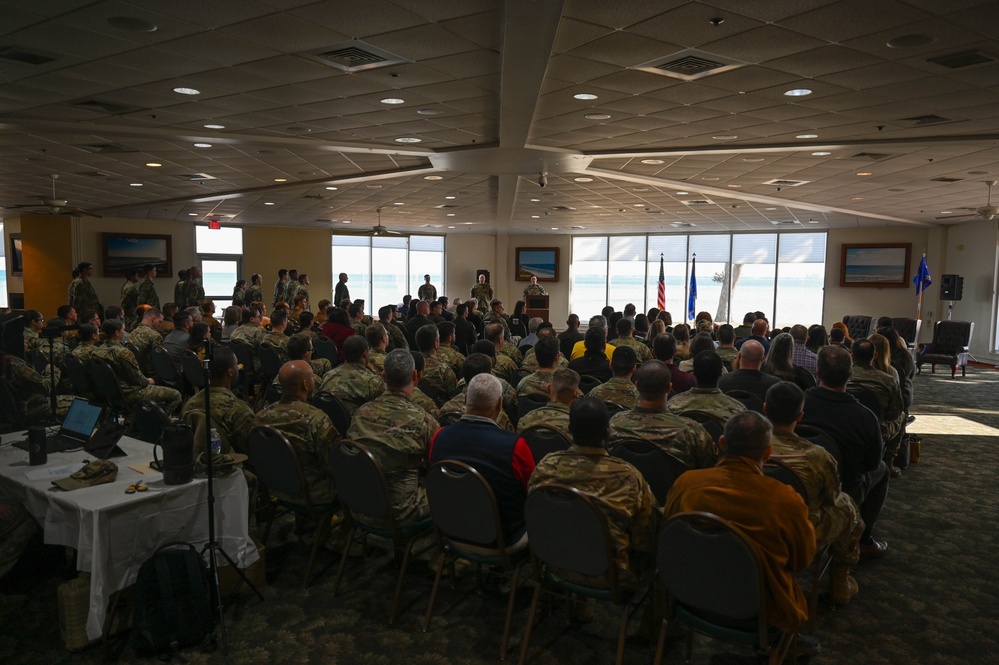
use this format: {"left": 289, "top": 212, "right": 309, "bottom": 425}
{"left": 66, "top": 270, "right": 81, "bottom": 311}
{"left": 184, "top": 266, "right": 205, "bottom": 308}
{"left": 609, "top": 360, "right": 717, "bottom": 469}
{"left": 517, "top": 336, "right": 560, "bottom": 399}
{"left": 468, "top": 340, "right": 519, "bottom": 420}
{"left": 261, "top": 310, "right": 291, "bottom": 360}
{"left": 6, "top": 354, "right": 73, "bottom": 422}
{"left": 70, "top": 262, "right": 102, "bottom": 319}
{"left": 483, "top": 323, "right": 519, "bottom": 383}
{"left": 612, "top": 318, "right": 652, "bottom": 364}
{"left": 294, "top": 274, "right": 309, "bottom": 304}
{"left": 849, "top": 339, "right": 905, "bottom": 445}
{"left": 245, "top": 273, "right": 264, "bottom": 305}
{"left": 287, "top": 332, "right": 331, "bottom": 377}
{"left": 517, "top": 368, "right": 579, "bottom": 441}
{"left": 414, "top": 324, "right": 457, "bottom": 405}
{"left": 137, "top": 264, "right": 160, "bottom": 309}
{"left": 441, "top": 353, "right": 517, "bottom": 432}
{"left": 521, "top": 274, "right": 547, "bottom": 298}
{"left": 765, "top": 381, "right": 863, "bottom": 605}
{"left": 285, "top": 269, "right": 299, "bottom": 303}
{"left": 410, "top": 352, "right": 441, "bottom": 420}
{"left": 128, "top": 308, "right": 164, "bottom": 362}
{"left": 120, "top": 269, "right": 140, "bottom": 327}
{"left": 22, "top": 310, "right": 44, "bottom": 357}
{"left": 94, "top": 320, "right": 182, "bottom": 415}
{"left": 378, "top": 305, "right": 409, "bottom": 352}
{"left": 668, "top": 350, "right": 746, "bottom": 426}
{"left": 364, "top": 322, "right": 390, "bottom": 376}
{"left": 435, "top": 321, "right": 465, "bottom": 378}
{"left": 317, "top": 335, "right": 385, "bottom": 415}
{"left": 589, "top": 346, "right": 640, "bottom": 410}
{"left": 271, "top": 269, "right": 289, "bottom": 307}
{"left": 714, "top": 324, "right": 739, "bottom": 369}
{"left": 529, "top": 397, "right": 660, "bottom": 585}
{"left": 418, "top": 274, "right": 437, "bottom": 302}
{"left": 347, "top": 349, "right": 437, "bottom": 526}
{"left": 180, "top": 347, "right": 255, "bottom": 455}
{"left": 255, "top": 360, "right": 339, "bottom": 507}
{"left": 173, "top": 270, "right": 188, "bottom": 308}
{"left": 521, "top": 326, "right": 569, "bottom": 371}
{"left": 470, "top": 273, "right": 493, "bottom": 313}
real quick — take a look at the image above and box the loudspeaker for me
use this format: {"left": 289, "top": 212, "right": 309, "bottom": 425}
{"left": 0, "top": 311, "right": 24, "bottom": 359}
{"left": 476, "top": 269, "right": 490, "bottom": 284}
{"left": 940, "top": 274, "right": 964, "bottom": 301}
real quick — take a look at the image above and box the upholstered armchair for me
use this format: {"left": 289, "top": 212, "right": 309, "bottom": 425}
{"left": 842, "top": 314, "right": 875, "bottom": 341}
{"left": 917, "top": 321, "right": 974, "bottom": 378}
{"left": 891, "top": 317, "right": 922, "bottom": 349}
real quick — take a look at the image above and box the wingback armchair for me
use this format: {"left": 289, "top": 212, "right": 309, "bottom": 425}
{"left": 917, "top": 320, "right": 974, "bottom": 378}
{"left": 842, "top": 314, "right": 875, "bottom": 342}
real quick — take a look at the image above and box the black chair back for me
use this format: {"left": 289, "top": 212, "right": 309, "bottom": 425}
{"left": 610, "top": 439, "right": 689, "bottom": 504}
{"left": 842, "top": 314, "right": 874, "bottom": 341}
{"left": 578, "top": 374, "right": 603, "bottom": 395}
{"left": 62, "top": 353, "right": 92, "bottom": 396}
{"left": 426, "top": 460, "right": 504, "bottom": 550}
{"left": 602, "top": 401, "right": 627, "bottom": 417}
{"left": 763, "top": 459, "right": 809, "bottom": 504}
{"left": 795, "top": 424, "right": 843, "bottom": 467}
{"left": 511, "top": 368, "right": 532, "bottom": 389}
{"left": 724, "top": 389, "right": 765, "bottom": 414}
{"left": 525, "top": 484, "right": 613, "bottom": 581}
{"left": 124, "top": 342, "right": 149, "bottom": 374}
{"left": 682, "top": 409, "right": 724, "bottom": 442}
{"left": 182, "top": 351, "right": 206, "bottom": 388}
{"left": 331, "top": 440, "right": 391, "bottom": 520}
{"left": 246, "top": 425, "right": 310, "bottom": 507}
{"left": 258, "top": 343, "right": 283, "bottom": 379}
{"left": 91, "top": 357, "right": 127, "bottom": 409}
{"left": 228, "top": 340, "right": 254, "bottom": 394}
{"left": 151, "top": 347, "right": 179, "bottom": 385}
{"left": 315, "top": 336, "right": 340, "bottom": 367}
{"left": 520, "top": 425, "right": 571, "bottom": 464}
{"left": 438, "top": 411, "right": 461, "bottom": 427}
{"left": 312, "top": 391, "right": 352, "bottom": 437}
{"left": 890, "top": 317, "right": 919, "bottom": 347}
{"left": 847, "top": 384, "right": 883, "bottom": 420}
{"left": 517, "top": 393, "right": 549, "bottom": 420}
{"left": 133, "top": 400, "right": 171, "bottom": 443}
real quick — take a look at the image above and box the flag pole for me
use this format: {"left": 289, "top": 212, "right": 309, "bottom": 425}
{"left": 916, "top": 248, "right": 925, "bottom": 323}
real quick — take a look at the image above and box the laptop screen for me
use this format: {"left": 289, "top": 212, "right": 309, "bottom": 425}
{"left": 60, "top": 399, "right": 104, "bottom": 438}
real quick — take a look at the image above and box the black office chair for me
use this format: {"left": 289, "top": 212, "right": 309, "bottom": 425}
{"left": 610, "top": 439, "right": 690, "bottom": 505}
{"left": 423, "top": 460, "right": 530, "bottom": 658}
{"left": 132, "top": 400, "right": 171, "bottom": 444}
{"left": 724, "top": 389, "right": 766, "bottom": 414}
{"left": 577, "top": 374, "right": 603, "bottom": 395}
{"left": 795, "top": 424, "right": 843, "bottom": 469}
{"left": 315, "top": 336, "right": 340, "bottom": 368}
{"left": 150, "top": 347, "right": 181, "bottom": 390}
{"left": 62, "top": 353, "right": 94, "bottom": 399}
{"left": 682, "top": 409, "right": 724, "bottom": 443}
{"left": 182, "top": 351, "right": 206, "bottom": 389}
{"left": 517, "top": 392, "right": 549, "bottom": 420}
{"left": 520, "top": 425, "right": 571, "bottom": 464}
{"left": 437, "top": 411, "right": 461, "bottom": 427}
{"left": 257, "top": 343, "right": 283, "bottom": 382}
{"left": 311, "top": 391, "right": 352, "bottom": 438}
{"left": 90, "top": 357, "right": 130, "bottom": 420}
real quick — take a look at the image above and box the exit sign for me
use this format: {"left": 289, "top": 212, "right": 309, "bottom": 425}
{"left": 208, "top": 220, "right": 221, "bottom": 230}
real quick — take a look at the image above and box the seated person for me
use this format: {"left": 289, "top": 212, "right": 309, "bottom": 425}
{"left": 567, "top": 326, "right": 613, "bottom": 383}
{"left": 347, "top": 349, "right": 438, "bottom": 526}
{"left": 414, "top": 324, "right": 458, "bottom": 404}
{"left": 410, "top": 352, "right": 442, "bottom": 420}
{"left": 569, "top": 316, "right": 616, "bottom": 361}
{"left": 94, "top": 320, "right": 182, "bottom": 415}
{"left": 429, "top": 373, "right": 535, "bottom": 545}
{"left": 441, "top": 353, "right": 517, "bottom": 433}
{"left": 521, "top": 325, "right": 569, "bottom": 371}
{"left": 4, "top": 353, "right": 73, "bottom": 422}
{"left": 665, "top": 411, "right": 818, "bottom": 652}
{"left": 516, "top": 368, "right": 580, "bottom": 442}
{"left": 483, "top": 323, "right": 520, "bottom": 382}
{"left": 517, "top": 336, "right": 560, "bottom": 399}
{"left": 365, "top": 323, "right": 390, "bottom": 375}
{"left": 717, "top": 339, "right": 779, "bottom": 402}
{"left": 714, "top": 324, "right": 739, "bottom": 368}
{"left": 612, "top": 317, "right": 652, "bottom": 363}
{"left": 317, "top": 335, "right": 385, "bottom": 415}
{"left": 529, "top": 397, "right": 660, "bottom": 584}
{"left": 435, "top": 321, "right": 466, "bottom": 378}
{"left": 180, "top": 347, "right": 254, "bottom": 455}
{"left": 651, "top": 333, "right": 695, "bottom": 395}
{"left": 261, "top": 309, "right": 291, "bottom": 360}
{"left": 588, "top": 345, "right": 640, "bottom": 410}
{"left": 467, "top": 340, "right": 519, "bottom": 420}
{"left": 667, "top": 350, "right": 746, "bottom": 425}
{"left": 255, "top": 360, "right": 339, "bottom": 507}
{"left": 609, "top": 360, "right": 716, "bottom": 469}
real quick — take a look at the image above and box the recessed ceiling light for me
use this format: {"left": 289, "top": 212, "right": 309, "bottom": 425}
{"left": 173, "top": 87, "right": 200, "bottom": 95}
{"left": 702, "top": 177, "right": 719, "bottom": 181}
{"left": 274, "top": 178, "right": 287, "bottom": 182}
{"left": 129, "top": 183, "right": 143, "bottom": 187}
{"left": 531, "top": 215, "right": 540, "bottom": 219}
{"left": 676, "top": 191, "right": 689, "bottom": 195}
{"left": 393, "top": 202, "right": 404, "bottom": 206}
{"left": 812, "top": 151, "right": 831, "bottom": 156}
{"left": 742, "top": 158, "right": 765, "bottom": 162}
{"left": 445, "top": 195, "right": 456, "bottom": 200}
{"left": 380, "top": 98, "right": 405, "bottom": 104}
{"left": 796, "top": 133, "right": 818, "bottom": 139}
{"left": 446, "top": 213, "right": 455, "bottom": 217}
{"left": 574, "top": 177, "right": 593, "bottom": 182}
{"left": 193, "top": 143, "right": 212, "bottom": 148}
{"left": 448, "top": 225, "right": 455, "bottom": 229}
{"left": 856, "top": 172, "right": 873, "bottom": 176}
{"left": 342, "top": 220, "right": 351, "bottom": 224}
{"left": 530, "top": 198, "right": 541, "bottom": 202}
{"left": 727, "top": 184, "right": 742, "bottom": 188}
{"left": 325, "top": 186, "right": 338, "bottom": 190}
{"left": 145, "top": 162, "right": 161, "bottom": 167}
{"left": 366, "top": 184, "right": 382, "bottom": 189}
{"left": 264, "top": 202, "right": 275, "bottom": 206}
{"left": 107, "top": 16, "right": 158, "bottom": 32}
{"left": 550, "top": 227, "right": 559, "bottom": 230}
{"left": 204, "top": 124, "right": 225, "bottom": 130}
{"left": 784, "top": 88, "right": 812, "bottom": 97}
{"left": 585, "top": 113, "right": 611, "bottom": 120}
{"left": 573, "top": 93, "right": 598, "bottom": 100}
{"left": 632, "top": 203, "right": 645, "bottom": 207}
{"left": 417, "top": 108, "right": 443, "bottom": 115}
{"left": 395, "top": 137, "right": 421, "bottom": 143}
{"left": 188, "top": 213, "right": 198, "bottom": 216}
{"left": 940, "top": 210, "right": 951, "bottom": 214}
{"left": 808, "top": 219, "right": 819, "bottom": 224}
{"left": 641, "top": 159, "right": 664, "bottom": 165}
{"left": 464, "top": 222, "right": 474, "bottom": 225}
{"left": 632, "top": 187, "right": 649, "bottom": 192}
{"left": 424, "top": 175, "right": 443, "bottom": 180}
{"left": 765, "top": 207, "right": 777, "bottom": 211}
{"left": 712, "top": 135, "right": 737, "bottom": 140}
{"left": 851, "top": 197, "right": 864, "bottom": 201}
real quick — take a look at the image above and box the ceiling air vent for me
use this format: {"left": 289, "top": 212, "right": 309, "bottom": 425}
{"left": 632, "top": 49, "right": 744, "bottom": 81}
{"left": 73, "top": 99, "right": 142, "bottom": 115}
{"left": 927, "top": 51, "right": 996, "bottom": 69}
{"left": 931, "top": 177, "right": 962, "bottom": 182}
{"left": 77, "top": 171, "right": 112, "bottom": 178}
{"left": 852, "top": 152, "right": 892, "bottom": 160}
{"left": 78, "top": 142, "right": 136, "bottom": 154}
{"left": 548, "top": 205, "right": 576, "bottom": 212}
{"left": 762, "top": 178, "right": 809, "bottom": 187}
{"left": 302, "top": 194, "right": 327, "bottom": 200}
{"left": 0, "top": 46, "right": 55, "bottom": 65}
{"left": 900, "top": 114, "right": 951, "bottom": 126}
{"left": 435, "top": 204, "right": 459, "bottom": 209}
{"left": 771, "top": 220, "right": 800, "bottom": 226}
{"left": 302, "top": 41, "right": 409, "bottom": 73}
{"left": 682, "top": 199, "right": 714, "bottom": 206}
{"left": 177, "top": 173, "right": 218, "bottom": 182}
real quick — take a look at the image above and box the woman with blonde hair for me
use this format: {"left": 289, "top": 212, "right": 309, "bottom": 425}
{"left": 646, "top": 319, "right": 666, "bottom": 348}
{"left": 672, "top": 323, "right": 691, "bottom": 360}
{"left": 868, "top": 333, "right": 900, "bottom": 385}
{"left": 762, "top": 332, "right": 816, "bottom": 390}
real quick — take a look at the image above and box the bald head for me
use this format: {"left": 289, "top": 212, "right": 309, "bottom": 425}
{"left": 739, "top": 340, "right": 765, "bottom": 369}
{"left": 278, "top": 360, "right": 314, "bottom": 400}
{"left": 417, "top": 300, "right": 430, "bottom": 316}
{"left": 751, "top": 319, "right": 768, "bottom": 336}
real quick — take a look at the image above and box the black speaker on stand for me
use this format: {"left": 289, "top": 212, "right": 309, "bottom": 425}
{"left": 940, "top": 274, "right": 964, "bottom": 320}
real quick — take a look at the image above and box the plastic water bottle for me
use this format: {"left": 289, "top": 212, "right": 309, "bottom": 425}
{"left": 210, "top": 428, "right": 222, "bottom": 456}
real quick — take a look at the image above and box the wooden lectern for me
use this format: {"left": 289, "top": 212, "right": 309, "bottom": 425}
{"left": 524, "top": 295, "right": 550, "bottom": 323}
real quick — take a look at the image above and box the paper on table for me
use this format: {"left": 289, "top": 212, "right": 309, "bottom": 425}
{"left": 24, "top": 463, "right": 83, "bottom": 482}
{"left": 128, "top": 461, "right": 159, "bottom": 475}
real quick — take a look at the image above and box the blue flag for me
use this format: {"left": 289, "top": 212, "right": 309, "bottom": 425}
{"left": 912, "top": 253, "right": 932, "bottom": 295}
{"left": 687, "top": 255, "right": 697, "bottom": 320}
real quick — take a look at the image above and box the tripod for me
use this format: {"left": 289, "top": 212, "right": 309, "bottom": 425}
{"left": 198, "top": 351, "right": 264, "bottom": 655}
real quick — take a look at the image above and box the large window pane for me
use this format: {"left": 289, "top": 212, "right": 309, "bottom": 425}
{"left": 608, "top": 236, "right": 646, "bottom": 312}
{"left": 372, "top": 236, "right": 407, "bottom": 310}
{"left": 195, "top": 226, "right": 243, "bottom": 254}
{"left": 730, "top": 234, "right": 777, "bottom": 326}
{"left": 688, "top": 235, "right": 731, "bottom": 323}
{"left": 775, "top": 233, "right": 826, "bottom": 328}
{"left": 646, "top": 235, "right": 688, "bottom": 320}
{"left": 570, "top": 237, "right": 608, "bottom": 319}
{"left": 409, "top": 235, "right": 444, "bottom": 300}
{"left": 332, "top": 235, "right": 372, "bottom": 307}
{"left": 201, "top": 259, "right": 238, "bottom": 299}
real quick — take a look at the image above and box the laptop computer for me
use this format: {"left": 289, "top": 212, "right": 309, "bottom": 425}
{"left": 14, "top": 398, "right": 105, "bottom": 454}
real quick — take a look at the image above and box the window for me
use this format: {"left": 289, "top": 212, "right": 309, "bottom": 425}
{"left": 569, "top": 232, "right": 827, "bottom": 326}
{"left": 331, "top": 234, "right": 445, "bottom": 309}
{"left": 196, "top": 226, "right": 243, "bottom": 312}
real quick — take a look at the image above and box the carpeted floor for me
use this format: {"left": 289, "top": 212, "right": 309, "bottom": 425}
{"left": 2, "top": 367, "right": 998, "bottom": 664}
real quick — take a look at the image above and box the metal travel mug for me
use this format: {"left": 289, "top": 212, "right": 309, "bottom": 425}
{"left": 28, "top": 426, "right": 47, "bottom": 466}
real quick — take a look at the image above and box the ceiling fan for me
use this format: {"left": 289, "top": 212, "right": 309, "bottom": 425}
{"left": 4, "top": 174, "right": 103, "bottom": 218}
{"left": 340, "top": 207, "right": 408, "bottom": 236}
{"left": 936, "top": 180, "right": 998, "bottom": 221}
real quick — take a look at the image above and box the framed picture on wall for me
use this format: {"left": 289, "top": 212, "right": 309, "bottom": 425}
{"left": 840, "top": 243, "right": 911, "bottom": 288}
{"left": 9, "top": 234, "right": 22, "bottom": 276}
{"left": 102, "top": 233, "right": 173, "bottom": 278}
{"left": 515, "top": 247, "right": 560, "bottom": 282}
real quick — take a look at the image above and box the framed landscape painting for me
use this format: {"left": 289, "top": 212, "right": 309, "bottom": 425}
{"left": 840, "top": 243, "right": 911, "bottom": 288}
{"left": 102, "top": 233, "right": 172, "bottom": 278}
{"left": 515, "top": 247, "right": 559, "bottom": 282}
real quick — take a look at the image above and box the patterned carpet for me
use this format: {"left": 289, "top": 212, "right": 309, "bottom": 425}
{"left": 2, "top": 367, "right": 997, "bottom": 664}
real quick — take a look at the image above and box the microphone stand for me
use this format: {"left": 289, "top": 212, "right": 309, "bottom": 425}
{"left": 199, "top": 341, "right": 263, "bottom": 655}
{"left": 44, "top": 335, "right": 58, "bottom": 426}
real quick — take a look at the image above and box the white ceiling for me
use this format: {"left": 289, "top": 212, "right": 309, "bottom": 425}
{"left": 1, "top": 0, "right": 998, "bottom": 235}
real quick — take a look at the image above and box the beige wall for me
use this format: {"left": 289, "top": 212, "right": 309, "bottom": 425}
{"left": 444, "top": 233, "right": 495, "bottom": 303}
{"left": 243, "top": 226, "right": 333, "bottom": 310}
{"left": 941, "top": 218, "right": 998, "bottom": 360}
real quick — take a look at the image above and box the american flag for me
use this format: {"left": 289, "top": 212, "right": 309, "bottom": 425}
{"left": 656, "top": 253, "right": 666, "bottom": 310}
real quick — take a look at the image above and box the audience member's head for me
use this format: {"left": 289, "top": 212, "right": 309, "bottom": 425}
{"left": 415, "top": 323, "right": 439, "bottom": 353}
{"left": 343, "top": 335, "right": 369, "bottom": 363}
{"left": 851, "top": 338, "right": 876, "bottom": 366}
{"left": 830, "top": 327, "right": 846, "bottom": 344}
{"left": 652, "top": 333, "right": 677, "bottom": 363}
{"left": 764, "top": 381, "right": 804, "bottom": 427}
{"left": 717, "top": 324, "right": 735, "bottom": 345}
{"left": 615, "top": 317, "right": 634, "bottom": 338}
{"left": 383, "top": 348, "right": 416, "bottom": 390}
{"left": 462, "top": 353, "right": 494, "bottom": 383}
{"left": 610, "top": 345, "right": 637, "bottom": 378}
{"left": 692, "top": 350, "right": 724, "bottom": 388}
{"left": 466, "top": 373, "right": 503, "bottom": 418}
{"left": 634, "top": 360, "right": 671, "bottom": 401}
{"left": 738, "top": 339, "right": 766, "bottom": 369}
{"left": 534, "top": 336, "right": 560, "bottom": 369}
{"left": 689, "top": 332, "right": 715, "bottom": 359}
{"left": 366, "top": 323, "right": 388, "bottom": 349}
{"left": 751, "top": 319, "right": 768, "bottom": 336}
{"left": 287, "top": 332, "right": 313, "bottom": 360}
{"left": 816, "top": 345, "right": 853, "bottom": 389}
{"left": 278, "top": 360, "right": 313, "bottom": 399}
{"left": 583, "top": 325, "right": 606, "bottom": 354}
{"left": 549, "top": 368, "right": 580, "bottom": 403}
{"left": 210, "top": 347, "right": 239, "bottom": 385}
{"left": 569, "top": 397, "right": 610, "bottom": 449}
{"left": 790, "top": 324, "right": 808, "bottom": 343}
{"left": 720, "top": 411, "right": 773, "bottom": 461}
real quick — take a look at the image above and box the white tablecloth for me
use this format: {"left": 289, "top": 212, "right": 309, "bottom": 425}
{"left": 0, "top": 433, "right": 258, "bottom": 640}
